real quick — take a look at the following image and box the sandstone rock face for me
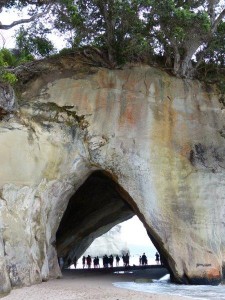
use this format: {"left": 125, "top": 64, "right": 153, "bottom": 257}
{"left": 0, "top": 60, "right": 225, "bottom": 293}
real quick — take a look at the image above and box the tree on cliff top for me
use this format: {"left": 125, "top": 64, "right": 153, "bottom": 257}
{"left": 53, "top": 0, "right": 225, "bottom": 77}
{"left": 143, "top": 0, "right": 225, "bottom": 77}
{"left": 0, "top": 0, "right": 224, "bottom": 80}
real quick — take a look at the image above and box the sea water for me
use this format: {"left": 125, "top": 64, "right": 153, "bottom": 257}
{"left": 114, "top": 274, "right": 225, "bottom": 300}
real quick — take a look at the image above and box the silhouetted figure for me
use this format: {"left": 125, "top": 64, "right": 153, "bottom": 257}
{"left": 82, "top": 256, "right": 86, "bottom": 268}
{"left": 116, "top": 255, "right": 120, "bottom": 267}
{"left": 125, "top": 253, "right": 130, "bottom": 267}
{"left": 141, "top": 253, "right": 147, "bottom": 265}
{"left": 155, "top": 252, "right": 160, "bottom": 265}
{"left": 109, "top": 255, "right": 114, "bottom": 267}
{"left": 86, "top": 255, "right": 92, "bottom": 268}
{"left": 96, "top": 256, "right": 100, "bottom": 268}
{"left": 139, "top": 256, "right": 142, "bottom": 265}
{"left": 93, "top": 257, "right": 100, "bottom": 268}
{"left": 122, "top": 254, "right": 126, "bottom": 266}
{"left": 103, "top": 254, "right": 109, "bottom": 268}
{"left": 73, "top": 256, "right": 77, "bottom": 269}
{"left": 93, "top": 257, "right": 97, "bottom": 268}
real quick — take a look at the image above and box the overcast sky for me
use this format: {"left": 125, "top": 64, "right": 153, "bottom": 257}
{"left": 0, "top": 8, "right": 67, "bottom": 49}
{"left": 120, "top": 216, "right": 152, "bottom": 246}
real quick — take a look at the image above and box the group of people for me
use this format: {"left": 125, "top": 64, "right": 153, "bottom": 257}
{"left": 59, "top": 251, "right": 162, "bottom": 270}
{"left": 139, "top": 253, "right": 148, "bottom": 265}
{"left": 81, "top": 253, "right": 130, "bottom": 268}
{"left": 139, "top": 252, "right": 161, "bottom": 265}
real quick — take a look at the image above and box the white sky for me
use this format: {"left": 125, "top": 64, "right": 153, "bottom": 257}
{"left": 120, "top": 216, "right": 152, "bottom": 247}
{"left": 0, "top": 9, "right": 66, "bottom": 50}
{"left": 0, "top": 8, "right": 67, "bottom": 49}
{"left": 0, "top": 9, "right": 22, "bottom": 48}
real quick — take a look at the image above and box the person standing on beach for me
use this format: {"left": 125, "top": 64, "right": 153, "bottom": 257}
{"left": 73, "top": 256, "right": 77, "bottom": 269}
{"left": 82, "top": 256, "right": 86, "bottom": 268}
{"left": 122, "top": 254, "right": 125, "bottom": 266}
{"left": 142, "top": 253, "right": 147, "bottom": 265}
{"left": 103, "top": 254, "right": 108, "bottom": 267}
{"left": 87, "top": 255, "right": 92, "bottom": 268}
{"left": 155, "top": 252, "right": 160, "bottom": 264}
{"left": 139, "top": 256, "right": 142, "bottom": 265}
{"left": 96, "top": 256, "right": 100, "bottom": 268}
{"left": 109, "top": 255, "right": 114, "bottom": 267}
{"left": 116, "top": 255, "right": 120, "bottom": 266}
{"left": 125, "top": 253, "right": 130, "bottom": 267}
{"left": 93, "top": 257, "right": 97, "bottom": 268}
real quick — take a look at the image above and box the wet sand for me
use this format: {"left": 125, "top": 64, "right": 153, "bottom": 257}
{"left": 2, "top": 267, "right": 187, "bottom": 300}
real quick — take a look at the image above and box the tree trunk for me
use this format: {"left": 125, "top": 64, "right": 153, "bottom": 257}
{"left": 177, "top": 40, "right": 202, "bottom": 78}
{"left": 97, "top": 1, "right": 116, "bottom": 65}
{"left": 172, "top": 46, "right": 181, "bottom": 76}
{"left": 180, "top": 53, "right": 194, "bottom": 78}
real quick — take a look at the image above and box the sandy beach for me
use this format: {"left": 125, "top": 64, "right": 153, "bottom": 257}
{"left": 2, "top": 267, "right": 188, "bottom": 300}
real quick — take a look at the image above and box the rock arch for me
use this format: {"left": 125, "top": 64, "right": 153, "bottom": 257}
{"left": 0, "top": 59, "right": 225, "bottom": 294}
{"left": 55, "top": 170, "right": 171, "bottom": 270}
{"left": 56, "top": 170, "right": 135, "bottom": 263}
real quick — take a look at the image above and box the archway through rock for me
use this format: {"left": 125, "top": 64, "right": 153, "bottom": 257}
{"left": 82, "top": 216, "right": 159, "bottom": 267}
{"left": 55, "top": 170, "right": 167, "bottom": 271}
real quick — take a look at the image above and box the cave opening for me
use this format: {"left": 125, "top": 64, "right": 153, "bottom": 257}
{"left": 56, "top": 170, "right": 163, "bottom": 270}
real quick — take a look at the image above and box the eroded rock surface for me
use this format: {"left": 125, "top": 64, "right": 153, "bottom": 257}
{"left": 0, "top": 58, "right": 225, "bottom": 293}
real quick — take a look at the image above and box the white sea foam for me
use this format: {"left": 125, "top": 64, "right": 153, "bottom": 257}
{"left": 113, "top": 275, "right": 225, "bottom": 300}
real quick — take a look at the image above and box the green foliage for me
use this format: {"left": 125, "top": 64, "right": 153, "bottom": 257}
{"left": 2, "top": 0, "right": 53, "bottom": 10}
{"left": 0, "top": 48, "right": 17, "bottom": 67}
{"left": 140, "top": 0, "right": 223, "bottom": 77}
{"left": 0, "top": 0, "right": 224, "bottom": 79}
{"left": 0, "top": 48, "right": 18, "bottom": 84}
{"left": 56, "top": 0, "right": 83, "bottom": 30}
{"left": 1, "top": 72, "right": 18, "bottom": 85}
{"left": 56, "top": 0, "right": 152, "bottom": 64}
{"left": 147, "top": 1, "right": 211, "bottom": 50}
{"left": 15, "top": 26, "right": 55, "bottom": 58}
{"left": 201, "top": 21, "right": 225, "bottom": 67}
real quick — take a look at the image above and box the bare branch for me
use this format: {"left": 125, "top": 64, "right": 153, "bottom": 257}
{"left": 0, "top": 4, "right": 52, "bottom": 30}
{"left": 0, "top": 31, "right": 5, "bottom": 46}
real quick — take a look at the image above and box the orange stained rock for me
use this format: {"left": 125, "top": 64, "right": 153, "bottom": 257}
{"left": 119, "top": 97, "right": 145, "bottom": 128}
{"left": 205, "top": 267, "right": 221, "bottom": 279}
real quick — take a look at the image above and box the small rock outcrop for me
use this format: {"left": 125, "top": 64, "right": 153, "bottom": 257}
{"left": 0, "top": 57, "right": 225, "bottom": 294}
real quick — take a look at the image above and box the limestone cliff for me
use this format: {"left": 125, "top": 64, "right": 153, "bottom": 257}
{"left": 83, "top": 224, "right": 129, "bottom": 258}
{"left": 0, "top": 56, "right": 225, "bottom": 294}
